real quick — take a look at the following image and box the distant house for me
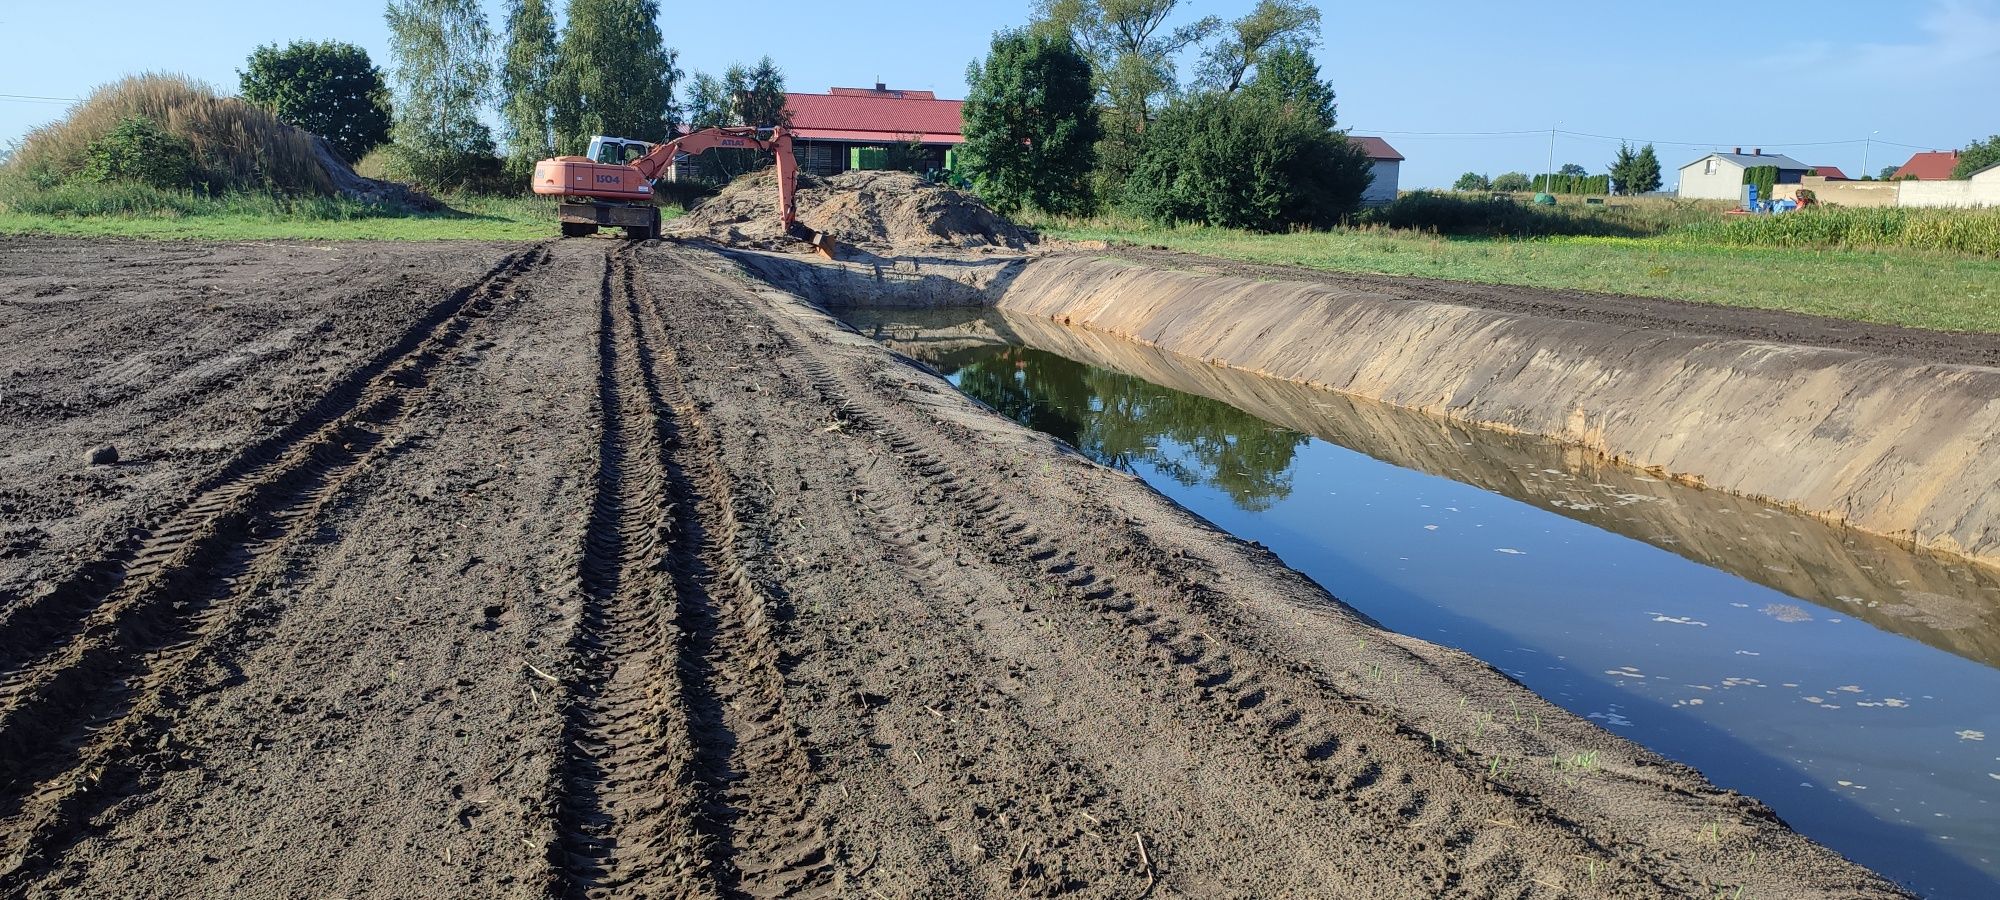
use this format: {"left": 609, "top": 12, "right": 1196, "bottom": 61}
{"left": 1677, "top": 148, "right": 1814, "bottom": 199}
{"left": 1349, "top": 135, "right": 1404, "bottom": 207}
{"left": 783, "top": 84, "right": 965, "bottom": 176}
{"left": 1974, "top": 162, "right": 2000, "bottom": 184}
{"left": 1810, "top": 165, "right": 1850, "bottom": 181}
{"left": 1891, "top": 150, "right": 1963, "bottom": 181}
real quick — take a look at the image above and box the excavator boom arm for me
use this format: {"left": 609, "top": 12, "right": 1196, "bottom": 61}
{"left": 630, "top": 126, "right": 799, "bottom": 225}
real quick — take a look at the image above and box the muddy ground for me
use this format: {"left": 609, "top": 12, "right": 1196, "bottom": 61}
{"left": 1100, "top": 247, "right": 2000, "bottom": 368}
{"left": 0, "top": 236, "right": 1915, "bottom": 898}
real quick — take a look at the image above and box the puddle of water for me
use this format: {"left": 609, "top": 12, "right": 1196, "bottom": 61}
{"left": 839, "top": 306, "right": 2000, "bottom": 899}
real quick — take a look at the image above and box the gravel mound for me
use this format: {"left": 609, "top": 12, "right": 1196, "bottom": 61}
{"left": 668, "top": 169, "right": 1031, "bottom": 254}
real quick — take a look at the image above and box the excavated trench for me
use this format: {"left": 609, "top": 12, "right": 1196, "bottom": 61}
{"left": 724, "top": 248, "right": 2000, "bottom": 897}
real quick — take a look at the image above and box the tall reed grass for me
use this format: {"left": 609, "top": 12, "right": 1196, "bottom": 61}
{"left": 7, "top": 73, "right": 331, "bottom": 195}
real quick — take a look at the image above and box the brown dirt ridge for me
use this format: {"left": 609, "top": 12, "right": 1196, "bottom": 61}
{"left": 0, "top": 236, "right": 1914, "bottom": 898}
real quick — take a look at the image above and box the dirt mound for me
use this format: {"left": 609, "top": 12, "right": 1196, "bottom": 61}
{"left": 668, "top": 169, "right": 1031, "bottom": 254}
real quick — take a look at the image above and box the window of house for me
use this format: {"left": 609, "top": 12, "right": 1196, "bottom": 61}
{"left": 1705, "top": 158, "right": 1718, "bottom": 175}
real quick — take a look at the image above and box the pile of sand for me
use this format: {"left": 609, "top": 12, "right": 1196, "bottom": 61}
{"left": 668, "top": 169, "right": 1031, "bottom": 254}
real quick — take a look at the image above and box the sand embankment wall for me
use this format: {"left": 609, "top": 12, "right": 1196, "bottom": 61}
{"left": 990, "top": 255, "right": 2000, "bottom": 564}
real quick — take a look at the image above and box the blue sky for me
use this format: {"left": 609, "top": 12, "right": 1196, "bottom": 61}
{"left": 2, "top": 0, "right": 1995, "bottom": 188}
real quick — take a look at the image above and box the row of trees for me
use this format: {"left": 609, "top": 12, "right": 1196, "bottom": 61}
{"left": 236, "top": 1, "right": 697, "bottom": 190}
{"left": 960, "top": 0, "right": 1372, "bottom": 229}
{"left": 1450, "top": 143, "right": 1662, "bottom": 196}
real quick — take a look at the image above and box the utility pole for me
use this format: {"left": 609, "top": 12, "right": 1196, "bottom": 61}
{"left": 1546, "top": 122, "right": 1559, "bottom": 194}
{"left": 1862, "top": 129, "right": 1879, "bottom": 179}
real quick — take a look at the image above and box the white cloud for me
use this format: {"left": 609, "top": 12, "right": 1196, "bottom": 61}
{"left": 1768, "top": 1, "right": 2000, "bottom": 80}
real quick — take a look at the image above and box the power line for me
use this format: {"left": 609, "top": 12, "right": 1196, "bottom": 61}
{"left": 0, "top": 93, "right": 82, "bottom": 105}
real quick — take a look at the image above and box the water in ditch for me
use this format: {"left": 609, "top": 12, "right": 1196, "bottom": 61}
{"left": 836, "top": 306, "right": 2000, "bottom": 899}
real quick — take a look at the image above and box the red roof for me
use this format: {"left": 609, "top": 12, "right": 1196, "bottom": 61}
{"left": 1349, "top": 135, "right": 1404, "bottom": 161}
{"left": 830, "top": 86, "right": 934, "bottom": 100}
{"left": 1810, "top": 165, "right": 1849, "bottom": 180}
{"left": 784, "top": 89, "right": 964, "bottom": 144}
{"left": 1893, "top": 150, "right": 1961, "bottom": 181}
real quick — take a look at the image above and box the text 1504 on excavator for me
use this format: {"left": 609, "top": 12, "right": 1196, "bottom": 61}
{"left": 530, "top": 125, "right": 836, "bottom": 258}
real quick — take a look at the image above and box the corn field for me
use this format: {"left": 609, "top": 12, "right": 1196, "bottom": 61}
{"left": 1672, "top": 206, "right": 2000, "bottom": 257}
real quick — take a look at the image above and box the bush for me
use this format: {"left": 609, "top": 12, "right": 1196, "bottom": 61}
{"left": 1123, "top": 91, "right": 1371, "bottom": 231}
{"left": 81, "top": 117, "right": 196, "bottom": 189}
{"left": 1361, "top": 191, "right": 1676, "bottom": 237}
{"left": 358, "top": 141, "right": 513, "bottom": 194}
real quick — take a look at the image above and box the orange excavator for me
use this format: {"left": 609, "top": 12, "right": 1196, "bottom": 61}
{"left": 531, "top": 124, "right": 835, "bottom": 257}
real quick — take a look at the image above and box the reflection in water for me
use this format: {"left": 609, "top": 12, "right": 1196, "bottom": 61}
{"left": 841, "top": 306, "right": 2000, "bottom": 899}
{"left": 956, "top": 347, "right": 1308, "bottom": 511}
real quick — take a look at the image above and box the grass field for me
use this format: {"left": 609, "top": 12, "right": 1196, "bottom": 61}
{"left": 0, "top": 192, "right": 617, "bottom": 241}
{"left": 1041, "top": 221, "right": 2000, "bottom": 334}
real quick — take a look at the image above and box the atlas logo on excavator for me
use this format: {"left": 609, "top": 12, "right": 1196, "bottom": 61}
{"left": 530, "top": 125, "right": 836, "bottom": 258}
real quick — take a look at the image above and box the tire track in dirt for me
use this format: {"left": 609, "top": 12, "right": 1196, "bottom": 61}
{"left": 0, "top": 246, "right": 551, "bottom": 889}
{"left": 0, "top": 247, "right": 547, "bottom": 678}
{"left": 661, "top": 251, "right": 1828, "bottom": 897}
{"left": 549, "top": 247, "right": 830, "bottom": 900}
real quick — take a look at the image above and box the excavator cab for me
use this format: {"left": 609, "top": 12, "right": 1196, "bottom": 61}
{"left": 586, "top": 136, "right": 652, "bottom": 165}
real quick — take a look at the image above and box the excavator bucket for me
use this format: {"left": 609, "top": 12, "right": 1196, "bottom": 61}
{"left": 790, "top": 223, "right": 838, "bottom": 260}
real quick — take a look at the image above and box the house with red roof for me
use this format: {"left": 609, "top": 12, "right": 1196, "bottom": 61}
{"left": 1890, "top": 150, "right": 1962, "bottom": 181}
{"left": 1809, "top": 164, "right": 1849, "bottom": 181}
{"left": 1349, "top": 136, "right": 1404, "bottom": 206}
{"left": 782, "top": 84, "right": 966, "bottom": 176}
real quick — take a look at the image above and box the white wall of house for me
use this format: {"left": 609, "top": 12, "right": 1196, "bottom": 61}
{"left": 1678, "top": 156, "right": 1746, "bottom": 200}
{"left": 1361, "top": 159, "right": 1399, "bottom": 206}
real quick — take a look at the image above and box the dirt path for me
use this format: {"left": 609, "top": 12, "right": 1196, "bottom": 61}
{"left": 1097, "top": 246, "right": 2000, "bottom": 368}
{"left": 0, "top": 238, "right": 1913, "bottom": 898}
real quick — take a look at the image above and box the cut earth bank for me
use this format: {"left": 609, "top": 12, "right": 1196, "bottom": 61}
{"left": 730, "top": 246, "right": 2000, "bottom": 570}
{"left": 0, "top": 236, "right": 1914, "bottom": 898}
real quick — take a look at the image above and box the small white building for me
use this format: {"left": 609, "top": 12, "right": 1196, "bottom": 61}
{"left": 1350, "top": 135, "right": 1404, "bottom": 206}
{"left": 1677, "top": 148, "right": 1813, "bottom": 200}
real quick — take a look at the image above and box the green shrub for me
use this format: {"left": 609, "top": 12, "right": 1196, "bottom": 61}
{"left": 81, "top": 117, "right": 196, "bottom": 189}
{"left": 1123, "top": 91, "right": 1371, "bottom": 231}
{"left": 1361, "top": 191, "right": 1664, "bottom": 237}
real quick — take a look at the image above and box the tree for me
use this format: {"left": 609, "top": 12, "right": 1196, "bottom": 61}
{"left": 385, "top": 0, "right": 495, "bottom": 188}
{"left": 1197, "top": 0, "right": 1320, "bottom": 93}
{"left": 683, "top": 72, "right": 732, "bottom": 129}
{"left": 498, "top": 0, "right": 560, "bottom": 176}
{"left": 1878, "top": 165, "right": 1898, "bottom": 180}
{"left": 1032, "top": 0, "right": 1221, "bottom": 192}
{"left": 1491, "top": 171, "right": 1531, "bottom": 192}
{"left": 1238, "top": 46, "right": 1334, "bottom": 129}
{"left": 1631, "top": 144, "right": 1662, "bottom": 193}
{"left": 1557, "top": 162, "right": 1587, "bottom": 177}
{"left": 1123, "top": 89, "right": 1370, "bottom": 231}
{"left": 723, "top": 57, "right": 788, "bottom": 128}
{"left": 551, "top": 0, "right": 680, "bottom": 154}
{"left": 1612, "top": 143, "right": 1661, "bottom": 194}
{"left": 1952, "top": 134, "right": 2000, "bottom": 179}
{"left": 962, "top": 29, "right": 1101, "bottom": 216}
{"left": 677, "top": 58, "right": 788, "bottom": 180}
{"left": 239, "top": 41, "right": 392, "bottom": 162}
{"left": 1453, "top": 172, "right": 1491, "bottom": 192}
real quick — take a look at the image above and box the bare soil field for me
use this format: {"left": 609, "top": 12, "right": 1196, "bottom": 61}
{"left": 0, "top": 236, "right": 1914, "bottom": 898}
